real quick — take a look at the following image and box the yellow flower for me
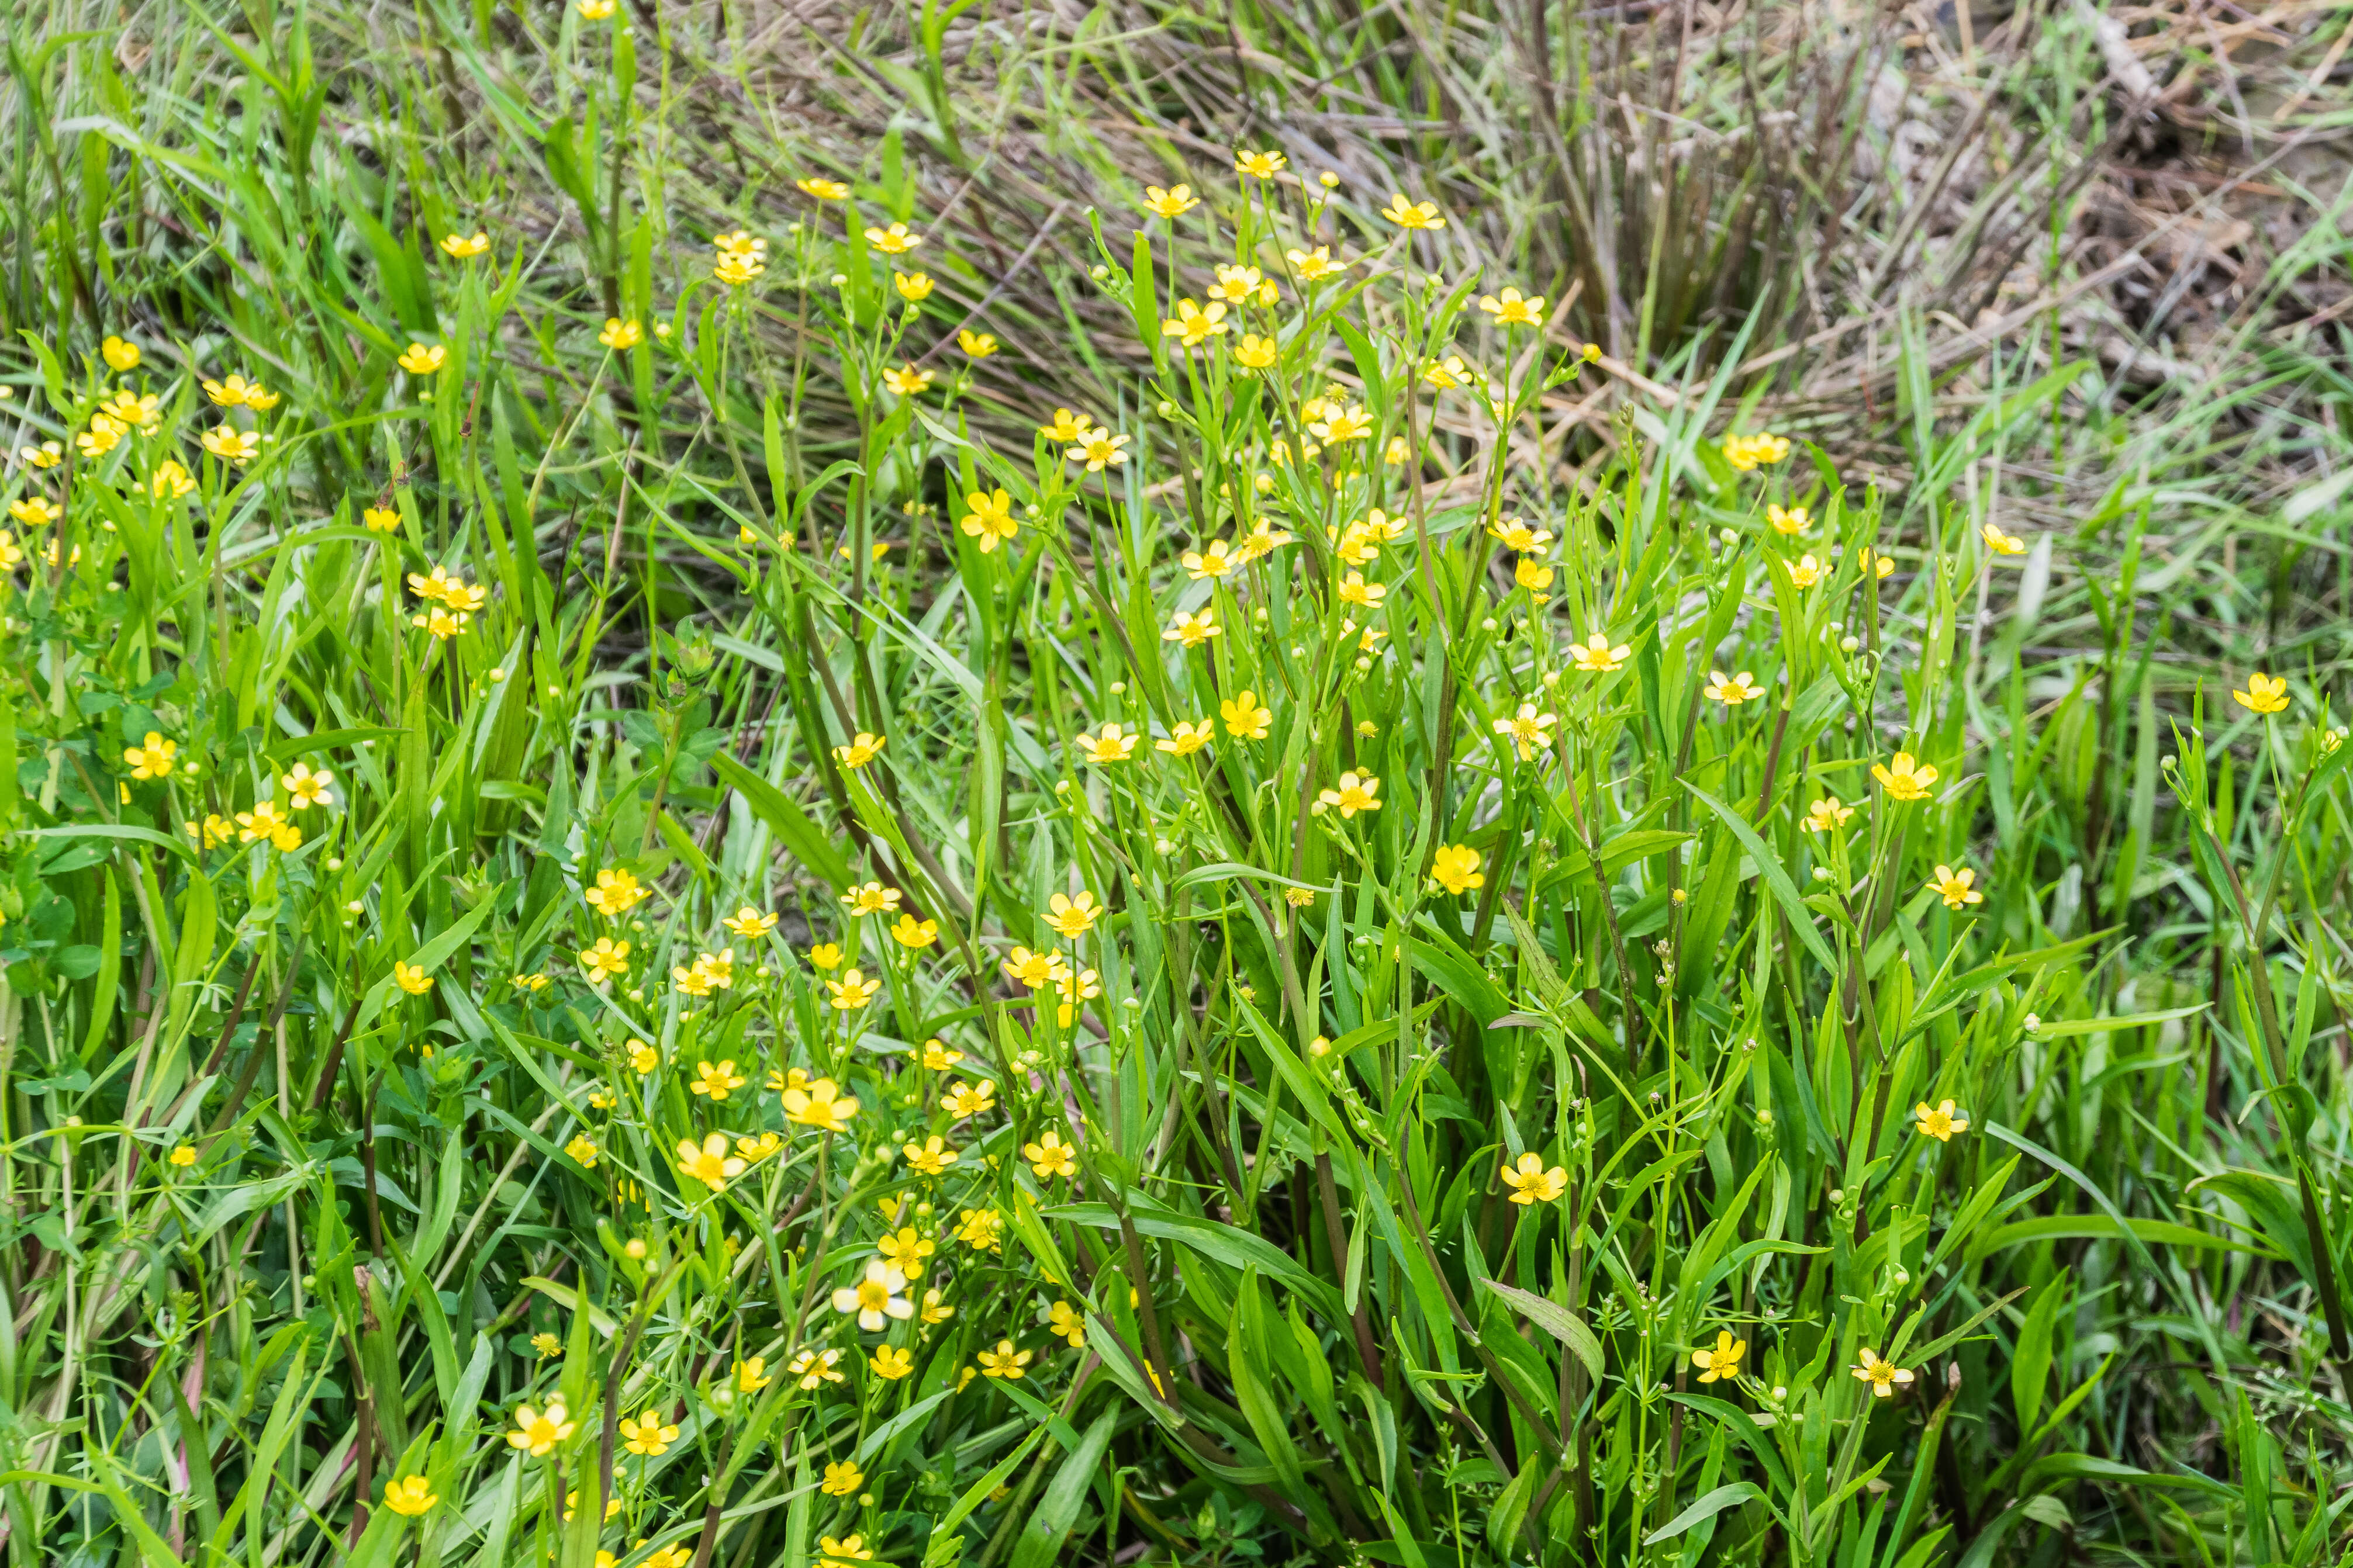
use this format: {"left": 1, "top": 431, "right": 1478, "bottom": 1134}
{"left": 833, "top": 1258, "right": 915, "bottom": 1330}
{"left": 382, "top": 1476, "right": 438, "bottom": 1517}
{"left": 921, "top": 1038, "right": 964, "bottom": 1071}
{"left": 505, "top": 1401, "right": 576, "bottom": 1456}
{"left": 599, "top": 318, "right": 643, "bottom": 351}
{"left": 736, "top": 1356, "right": 776, "bottom": 1394}
{"left": 169, "top": 1144, "right": 197, "bottom": 1167}
{"left": 902, "top": 1136, "right": 959, "bottom": 1176}
{"left": 921, "top": 1288, "right": 955, "bottom": 1325}
{"left": 1207, "top": 265, "right": 1265, "bottom": 306}
{"left": 834, "top": 731, "right": 886, "bottom": 769}
{"left": 585, "top": 867, "right": 649, "bottom": 916}
{"left": 644, "top": 1550, "right": 690, "bottom": 1568}
{"left": 676, "top": 1133, "right": 747, "bottom": 1190}
{"left": 1310, "top": 405, "right": 1372, "bottom": 444}
{"left": 1704, "top": 670, "right": 1764, "bottom": 705}
{"left": 578, "top": 0, "right": 614, "bottom": 16}
{"left": 2232, "top": 671, "right": 2289, "bottom": 716}
{"left": 1926, "top": 865, "right": 1983, "bottom": 911}
{"left": 1067, "top": 430, "right": 1131, "bottom": 471}
{"left": 724, "top": 906, "right": 779, "bottom": 939}
{"left": 102, "top": 335, "right": 142, "bottom": 371}
{"left": 185, "top": 814, "right": 234, "bottom": 850}
{"left": 440, "top": 231, "right": 490, "bottom": 258}
{"left": 18, "top": 439, "right": 63, "bottom": 469}
{"left": 1871, "top": 752, "right": 1939, "bottom": 801}
{"left": 1691, "top": 1331, "right": 1746, "bottom": 1384}
{"left": 1038, "top": 408, "right": 1097, "bottom": 443}
{"left": 1048, "top": 1300, "right": 1087, "bottom": 1348}
{"left": 1162, "top": 298, "right": 1228, "bottom": 348}
{"left": 390, "top": 960, "right": 433, "bottom": 996}
{"left": 1982, "top": 522, "right": 2026, "bottom": 556}
{"left": 1478, "top": 287, "right": 1543, "bottom": 325}
{"left": 1786, "top": 553, "right": 1825, "bottom": 589}
{"left": 692, "top": 1060, "right": 748, "bottom": 1100}
{"left": 714, "top": 249, "right": 765, "bottom": 286}
{"left": 1163, "top": 607, "right": 1220, "bottom": 648}
{"left": 1915, "top": 1098, "right": 1970, "bottom": 1141}
{"left": 820, "top": 1459, "right": 866, "bottom": 1496}
{"left": 1516, "top": 559, "right": 1555, "bottom": 594}
{"left": 863, "top": 222, "right": 923, "bottom": 254}
{"left": 891, "top": 913, "right": 939, "bottom": 948}
{"left": 821, "top": 1535, "right": 875, "bottom": 1568}
{"left": 1569, "top": 631, "right": 1632, "bottom": 673}
{"left": 1491, "top": 702, "right": 1556, "bottom": 760}
{"left": 1045, "top": 891, "right": 1101, "bottom": 939}
{"left": 1803, "top": 797, "right": 1855, "bottom": 832}
{"left": 827, "top": 969, "right": 882, "bottom": 1010}
{"left": 1380, "top": 193, "right": 1446, "bottom": 230}
{"left": 76, "top": 417, "right": 124, "bottom": 459}
{"left": 1141, "top": 184, "right": 1199, "bottom": 219}
{"left": 1721, "top": 431, "right": 1790, "bottom": 470}
{"left": 1768, "top": 503, "right": 1811, "bottom": 535}
{"left": 1233, "top": 333, "right": 1279, "bottom": 370}
{"left": 1181, "top": 540, "right": 1236, "bottom": 580}
{"left": 202, "top": 426, "right": 262, "bottom": 466}
{"left": 1851, "top": 1348, "right": 1914, "bottom": 1398}
{"left": 630, "top": 1040, "right": 659, "bottom": 1074}
{"left": 1004, "top": 946, "right": 1057, "bottom": 988}
{"left": 533, "top": 1333, "right": 564, "bottom": 1359}
{"left": 956, "top": 487, "right": 1018, "bottom": 553}
{"left": 1858, "top": 544, "right": 1895, "bottom": 579}
{"left": 787, "top": 1348, "right": 845, "bottom": 1391}
{"left": 807, "top": 942, "right": 844, "bottom": 970}
{"left": 877, "top": 1226, "right": 935, "bottom": 1276}
{"left": 1233, "top": 149, "right": 1286, "bottom": 177}
{"left": 204, "top": 375, "right": 261, "bottom": 408}
{"left": 883, "top": 364, "right": 934, "bottom": 397}
{"left": 1074, "top": 722, "right": 1137, "bottom": 764}
{"left": 977, "top": 1339, "right": 1034, "bottom": 1379}
{"left": 893, "top": 271, "right": 934, "bottom": 302}
{"left": 844, "top": 882, "right": 902, "bottom": 916}
{"left": 99, "top": 389, "right": 162, "bottom": 430}
{"left": 957, "top": 328, "right": 999, "bottom": 358}
{"left": 282, "top": 762, "right": 334, "bottom": 808}
{"left": 869, "top": 1345, "right": 915, "bottom": 1380}
{"left": 621, "top": 1412, "right": 679, "bottom": 1456}
{"left": 1024, "top": 1129, "right": 1078, "bottom": 1179}
{"left": 1054, "top": 966, "right": 1101, "bottom": 1026}
{"left": 565, "top": 1134, "right": 599, "bottom": 1168}
{"left": 798, "top": 176, "right": 849, "bottom": 200}
{"left": 1337, "top": 571, "right": 1385, "bottom": 608}
{"left": 123, "top": 732, "right": 177, "bottom": 780}
{"left": 579, "top": 938, "right": 632, "bottom": 982}
{"left": 942, "top": 1079, "right": 996, "bottom": 1119}
{"left": 1221, "top": 691, "right": 1273, "bottom": 740}
{"left": 1286, "top": 245, "right": 1346, "bottom": 281}
{"left": 1431, "top": 844, "right": 1484, "bottom": 896}
{"left": 398, "top": 343, "right": 446, "bottom": 375}
{"left": 1156, "top": 720, "right": 1214, "bottom": 757}
{"left": 1317, "top": 771, "right": 1381, "bottom": 818}
{"left": 147, "top": 461, "right": 196, "bottom": 500}
{"left": 1498, "top": 1152, "right": 1567, "bottom": 1204}
{"left": 783, "top": 1078, "right": 860, "bottom": 1133}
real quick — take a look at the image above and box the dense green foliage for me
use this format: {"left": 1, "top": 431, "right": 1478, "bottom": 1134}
{"left": 3, "top": 4, "right": 2352, "bottom": 1568}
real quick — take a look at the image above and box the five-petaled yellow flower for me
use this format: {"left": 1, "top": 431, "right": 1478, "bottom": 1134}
{"left": 621, "top": 1412, "right": 679, "bottom": 1456}
{"left": 580, "top": 937, "right": 632, "bottom": 981}
{"left": 1431, "top": 844, "right": 1484, "bottom": 896}
{"left": 440, "top": 231, "right": 490, "bottom": 258}
{"left": 958, "top": 488, "right": 1018, "bottom": 553}
{"left": 1234, "top": 149, "right": 1286, "bottom": 178}
{"left": 1045, "top": 891, "right": 1101, "bottom": 939}
{"left": 1142, "top": 184, "right": 1198, "bottom": 219}
{"left": 1803, "top": 797, "right": 1855, "bottom": 832}
{"left": 1380, "top": 193, "right": 1445, "bottom": 230}
{"left": 1498, "top": 1152, "right": 1567, "bottom": 1204}
{"left": 393, "top": 961, "right": 433, "bottom": 995}
{"left": 676, "top": 1133, "right": 747, "bottom": 1190}
{"left": 1915, "top": 1098, "right": 1970, "bottom": 1141}
{"left": 1075, "top": 722, "right": 1137, "bottom": 764}
{"left": 834, "top": 732, "right": 885, "bottom": 769}
{"left": 1478, "top": 288, "right": 1543, "bottom": 325}
{"left": 832, "top": 1259, "right": 916, "bottom": 1331}
{"left": 102, "top": 335, "right": 142, "bottom": 371}
{"left": 1024, "top": 1129, "right": 1078, "bottom": 1179}
{"left": 505, "top": 1401, "right": 576, "bottom": 1456}
{"left": 1768, "top": 503, "right": 1810, "bottom": 535}
{"left": 1287, "top": 245, "right": 1346, "bottom": 280}
{"left": 957, "top": 329, "right": 999, "bottom": 358}
{"left": 1787, "top": 554, "right": 1826, "bottom": 589}
{"left": 565, "top": 1134, "right": 599, "bottom": 1168}
{"left": 1704, "top": 670, "right": 1764, "bottom": 705}
{"left": 1982, "top": 522, "right": 2026, "bottom": 556}
{"left": 1221, "top": 691, "right": 1273, "bottom": 739}
{"left": 882, "top": 364, "right": 934, "bottom": 397}
{"left": 820, "top": 1458, "right": 865, "bottom": 1495}
{"left": 1692, "top": 1331, "right": 1746, "bottom": 1384}
{"left": 978, "top": 1339, "right": 1034, "bottom": 1379}
{"left": 1317, "top": 771, "right": 1381, "bottom": 818}
{"left": 870, "top": 1345, "right": 915, "bottom": 1380}
{"left": 864, "top": 222, "right": 923, "bottom": 254}
{"left": 723, "top": 906, "right": 778, "bottom": 939}
{"left": 827, "top": 969, "right": 881, "bottom": 1010}
{"left": 785, "top": 1078, "right": 861, "bottom": 1132}
{"left": 599, "top": 318, "right": 642, "bottom": 351}
{"left": 1872, "top": 752, "right": 1938, "bottom": 801}
{"left": 692, "top": 1060, "right": 748, "bottom": 1100}
{"left": 1068, "top": 429, "right": 1131, "bottom": 471}
{"left": 123, "top": 732, "right": 177, "bottom": 780}
{"left": 903, "top": 1136, "right": 959, "bottom": 1176}
{"left": 2232, "top": 671, "right": 2288, "bottom": 715}
{"left": 382, "top": 1476, "right": 439, "bottom": 1517}
{"left": 1163, "top": 299, "right": 1228, "bottom": 348}
{"left": 892, "top": 913, "right": 940, "bottom": 948}
{"left": 1157, "top": 720, "right": 1214, "bottom": 756}
{"left": 942, "top": 1079, "right": 996, "bottom": 1118}
{"left": 1492, "top": 702, "right": 1557, "bottom": 760}
{"left": 398, "top": 343, "right": 446, "bottom": 375}
{"left": 1926, "top": 865, "right": 1983, "bottom": 911}
{"left": 1048, "top": 1300, "right": 1087, "bottom": 1347}
{"left": 1722, "top": 431, "right": 1790, "bottom": 470}
{"left": 1570, "top": 631, "right": 1632, "bottom": 673}
{"left": 798, "top": 175, "right": 849, "bottom": 200}
{"left": 1851, "top": 1348, "right": 1914, "bottom": 1398}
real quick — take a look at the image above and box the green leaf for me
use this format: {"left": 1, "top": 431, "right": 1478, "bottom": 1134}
{"left": 1681, "top": 783, "right": 1839, "bottom": 975}
{"left": 1007, "top": 1409, "right": 1117, "bottom": 1568}
{"left": 1643, "top": 1482, "right": 1764, "bottom": 1544}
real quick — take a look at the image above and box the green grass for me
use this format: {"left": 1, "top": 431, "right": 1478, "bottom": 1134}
{"left": 3, "top": 2, "right": 2352, "bottom": 1567}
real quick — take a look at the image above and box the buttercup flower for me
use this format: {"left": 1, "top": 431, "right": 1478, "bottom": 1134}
{"left": 1492, "top": 702, "right": 1556, "bottom": 760}
{"left": 676, "top": 1133, "right": 747, "bottom": 1190}
{"left": 1045, "top": 891, "right": 1101, "bottom": 939}
{"left": 1068, "top": 429, "right": 1131, "bottom": 471}
{"left": 2232, "top": 672, "right": 2288, "bottom": 715}
{"left": 978, "top": 1339, "right": 1034, "bottom": 1379}
{"left": 1478, "top": 288, "right": 1543, "bottom": 325}
{"left": 892, "top": 913, "right": 940, "bottom": 948}
{"left": 870, "top": 1345, "right": 915, "bottom": 1380}
{"left": 1851, "top": 1348, "right": 1914, "bottom": 1397}
{"left": 903, "top": 1136, "right": 959, "bottom": 1176}
{"left": 580, "top": 938, "right": 632, "bottom": 982}
{"left": 1926, "top": 865, "right": 1983, "bottom": 910}
{"left": 102, "top": 335, "right": 141, "bottom": 371}
{"left": 1038, "top": 408, "right": 1096, "bottom": 443}
{"left": 1380, "top": 193, "right": 1445, "bottom": 229}
{"left": 820, "top": 1459, "right": 865, "bottom": 1496}
{"left": 282, "top": 763, "right": 333, "bottom": 808}
{"left": 692, "top": 1060, "right": 748, "bottom": 1100}
{"left": 1287, "top": 245, "right": 1346, "bottom": 280}
{"left": 398, "top": 343, "right": 446, "bottom": 375}
{"left": 942, "top": 1079, "right": 996, "bottom": 1117}
{"left": 798, "top": 175, "right": 849, "bottom": 199}
{"left": 826, "top": 969, "right": 881, "bottom": 1010}
{"left": 1498, "top": 1152, "right": 1566, "bottom": 1204}
{"left": 1982, "top": 522, "right": 2027, "bottom": 556}
{"left": 1234, "top": 334, "right": 1279, "bottom": 369}
{"left": 1704, "top": 670, "right": 1764, "bottom": 705}
{"left": 382, "top": 1476, "right": 438, "bottom": 1517}
{"left": 123, "top": 733, "right": 177, "bottom": 780}
{"left": 790, "top": 1349, "right": 846, "bottom": 1390}
{"left": 724, "top": 906, "right": 779, "bottom": 939}
{"left": 834, "top": 732, "right": 885, "bottom": 769}
{"left": 864, "top": 222, "right": 923, "bottom": 254}
{"left": 784, "top": 1078, "right": 860, "bottom": 1132}
{"left": 1570, "top": 631, "right": 1632, "bottom": 673}
{"left": 1768, "top": 503, "right": 1811, "bottom": 535}
{"left": 1234, "top": 149, "right": 1286, "bottom": 177}
{"left": 737, "top": 1356, "right": 775, "bottom": 1393}
{"left": 832, "top": 1259, "right": 915, "bottom": 1331}
{"left": 1157, "top": 720, "right": 1214, "bottom": 756}
{"left": 1075, "top": 723, "right": 1137, "bottom": 764}
{"left": 1915, "top": 1098, "right": 1970, "bottom": 1141}
{"left": 1722, "top": 431, "right": 1790, "bottom": 470}
{"left": 1141, "top": 184, "right": 1199, "bottom": 219}
{"left": 1692, "top": 1331, "right": 1747, "bottom": 1384}
{"left": 1787, "top": 554, "right": 1825, "bottom": 589}
{"left": 440, "top": 231, "right": 490, "bottom": 258}
{"left": 893, "top": 271, "right": 934, "bottom": 302}
{"left": 565, "top": 1134, "right": 598, "bottom": 1168}
{"left": 1221, "top": 691, "right": 1273, "bottom": 739}
{"left": 1317, "top": 772, "right": 1381, "bottom": 818}
{"left": 506, "top": 1401, "right": 576, "bottom": 1456}
{"left": 1024, "top": 1129, "right": 1079, "bottom": 1178}
{"left": 599, "top": 318, "right": 643, "bottom": 350}
{"left": 1048, "top": 1300, "right": 1087, "bottom": 1348}
{"left": 808, "top": 942, "right": 844, "bottom": 970}
{"left": 883, "top": 364, "right": 934, "bottom": 397}
{"left": 585, "top": 867, "right": 648, "bottom": 916}
{"left": 1164, "top": 607, "right": 1220, "bottom": 647}
{"left": 959, "top": 489, "right": 1018, "bottom": 552}
{"left": 1803, "top": 797, "right": 1855, "bottom": 831}
{"left": 1431, "top": 844, "right": 1484, "bottom": 895}
{"left": 957, "top": 329, "right": 999, "bottom": 357}
{"left": 1162, "top": 299, "right": 1228, "bottom": 348}
{"left": 621, "top": 1412, "right": 679, "bottom": 1456}
{"left": 1872, "top": 752, "right": 1939, "bottom": 801}
{"left": 842, "top": 882, "right": 902, "bottom": 916}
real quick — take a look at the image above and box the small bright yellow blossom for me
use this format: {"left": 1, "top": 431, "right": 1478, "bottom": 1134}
{"left": 1704, "top": 670, "right": 1764, "bottom": 705}
{"left": 1498, "top": 1152, "right": 1567, "bottom": 1204}
{"left": 1722, "top": 431, "right": 1790, "bottom": 470}
{"left": 1851, "top": 1348, "right": 1914, "bottom": 1397}
{"left": 1915, "top": 1099, "right": 1970, "bottom": 1141}
{"left": 1141, "top": 184, "right": 1199, "bottom": 219}
{"left": 1024, "top": 1129, "right": 1078, "bottom": 1179}
{"left": 2233, "top": 672, "right": 2289, "bottom": 715}
{"left": 1221, "top": 691, "right": 1273, "bottom": 739}
{"left": 1431, "top": 844, "right": 1484, "bottom": 896}
{"left": 505, "top": 1401, "right": 576, "bottom": 1456}
{"left": 1317, "top": 771, "right": 1381, "bottom": 818}
{"left": 978, "top": 1339, "right": 1034, "bottom": 1379}
{"left": 1692, "top": 1331, "right": 1747, "bottom": 1384}
{"left": 1803, "top": 797, "right": 1855, "bottom": 832}
{"left": 382, "top": 1476, "right": 438, "bottom": 1517}
{"left": 1926, "top": 865, "right": 1984, "bottom": 911}
{"left": 1380, "top": 193, "right": 1445, "bottom": 229}
{"left": 676, "top": 1133, "right": 747, "bottom": 1190}
{"left": 1872, "top": 752, "right": 1939, "bottom": 801}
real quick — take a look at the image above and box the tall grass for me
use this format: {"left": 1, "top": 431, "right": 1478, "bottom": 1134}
{"left": 2, "top": 3, "right": 2351, "bottom": 1568}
